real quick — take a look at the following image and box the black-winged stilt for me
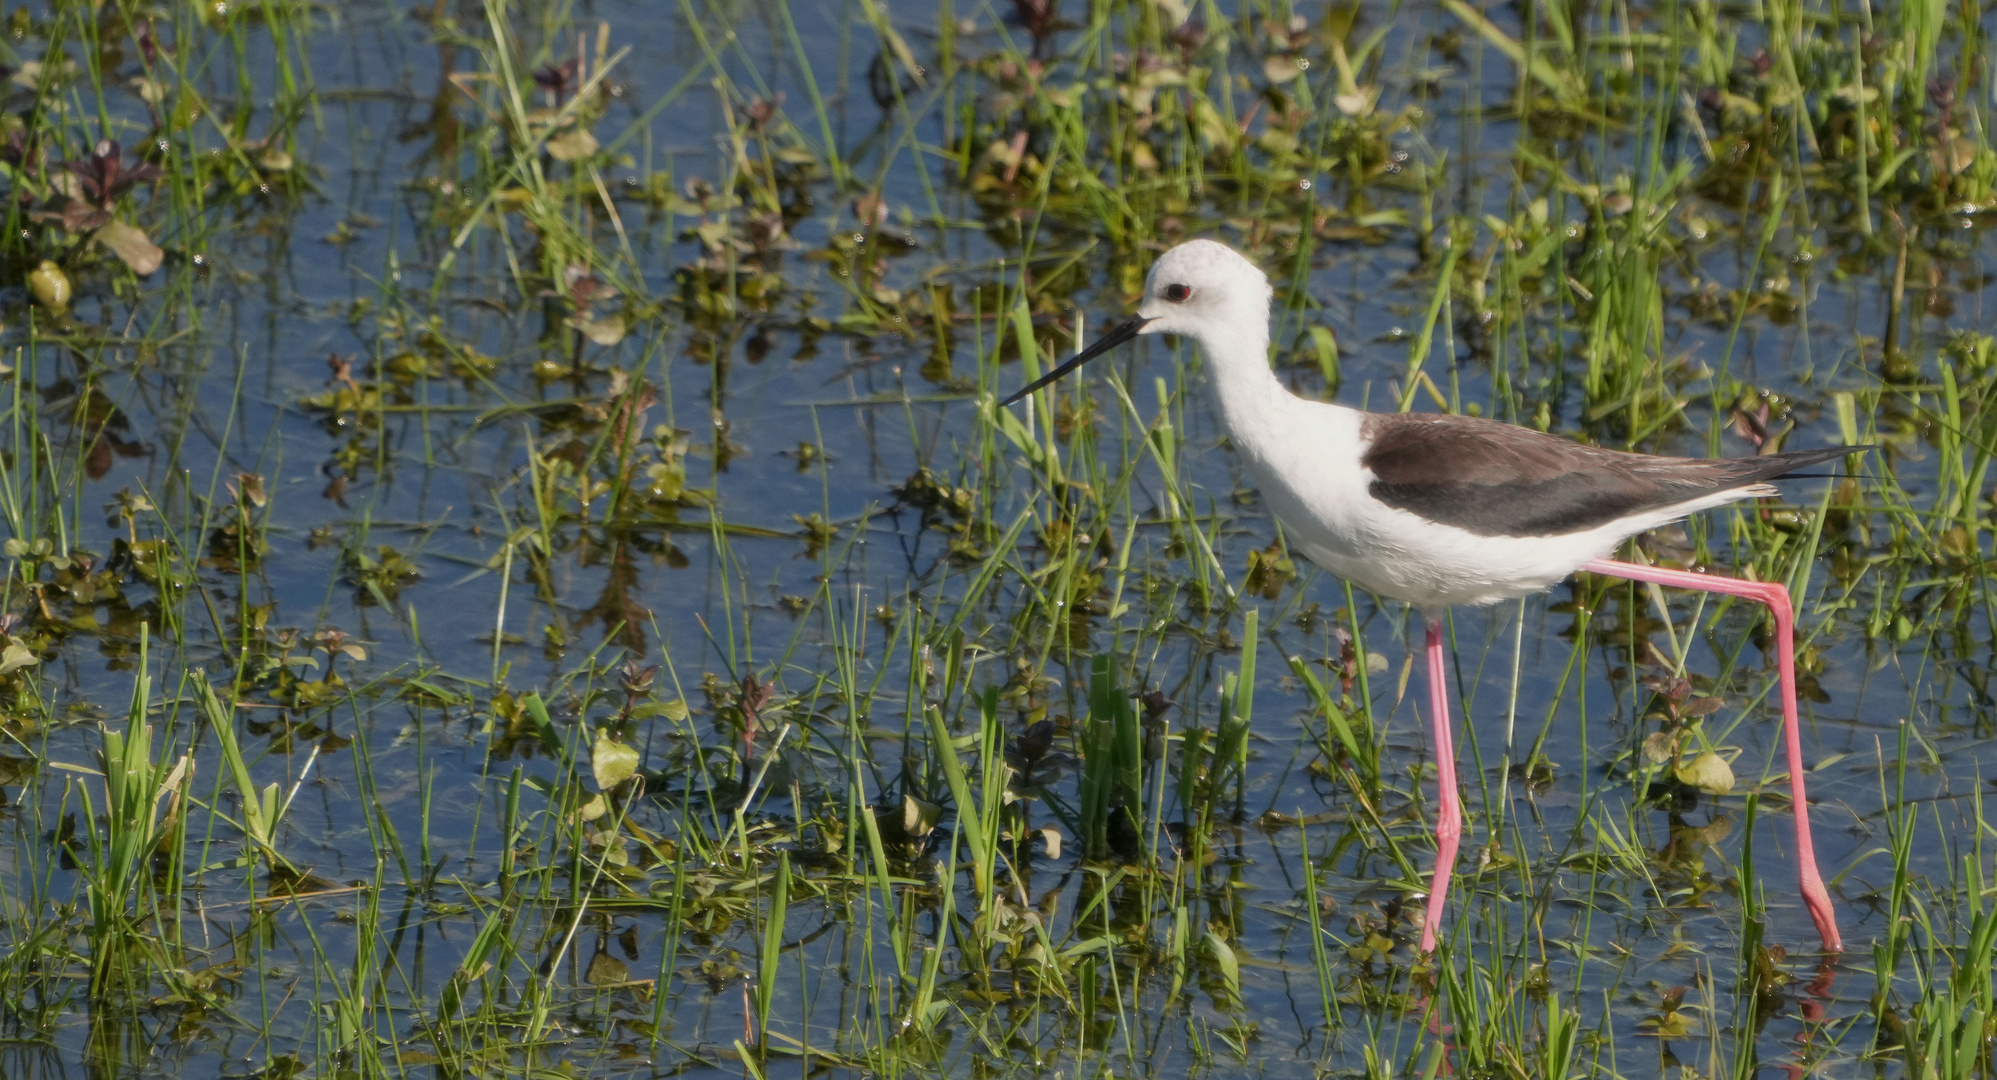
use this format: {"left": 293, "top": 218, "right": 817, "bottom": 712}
{"left": 1002, "top": 239, "right": 1849, "bottom": 954}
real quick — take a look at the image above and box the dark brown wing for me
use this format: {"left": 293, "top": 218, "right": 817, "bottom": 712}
{"left": 1359, "top": 412, "right": 1853, "bottom": 538}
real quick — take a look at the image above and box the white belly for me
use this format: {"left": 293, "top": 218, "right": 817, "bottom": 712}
{"left": 1288, "top": 517, "right": 1620, "bottom": 608}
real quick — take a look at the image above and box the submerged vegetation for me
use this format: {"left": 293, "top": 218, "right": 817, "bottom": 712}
{"left": 0, "top": 0, "right": 1993, "bottom": 1076}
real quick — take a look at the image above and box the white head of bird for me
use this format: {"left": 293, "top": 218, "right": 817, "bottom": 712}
{"left": 999, "top": 239, "right": 1278, "bottom": 410}
{"left": 1131, "top": 239, "right": 1274, "bottom": 345}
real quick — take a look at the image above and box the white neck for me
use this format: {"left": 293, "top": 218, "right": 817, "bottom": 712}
{"left": 1187, "top": 309, "right": 1293, "bottom": 448}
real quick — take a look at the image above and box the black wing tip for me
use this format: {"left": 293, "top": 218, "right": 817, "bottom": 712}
{"left": 1765, "top": 443, "right": 1874, "bottom": 478}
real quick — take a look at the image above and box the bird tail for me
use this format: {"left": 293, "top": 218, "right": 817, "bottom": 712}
{"left": 1766, "top": 444, "right": 1867, "bottom": 475}
{"left": 1722, "top": 444, "right": 1866, "bottom": 489}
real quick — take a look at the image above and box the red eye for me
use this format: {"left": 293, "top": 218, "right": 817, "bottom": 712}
{"left": 1163, "top": 283, "right": 1192, "bottom": 302}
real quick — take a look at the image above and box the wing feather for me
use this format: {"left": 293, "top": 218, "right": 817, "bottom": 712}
{"left": 1358, "top": 413, "right": 1851, "bottom": 537}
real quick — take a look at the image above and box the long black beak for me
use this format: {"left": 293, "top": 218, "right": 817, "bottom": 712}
{"left": 997, "top": 315, "right": 1154, "bottom": 408}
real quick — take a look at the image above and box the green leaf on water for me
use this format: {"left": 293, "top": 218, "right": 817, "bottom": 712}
{"left": 574, "top": 313, "right": 626, "bottom": 346}
{"left": 591, "top": 732, "right": 640, "bottom": 791}
{"left": 901, "top": 793, "right": 940, "bottom": 837}
{"left": 1641, "top": 731, "right": 1676, "bottom": 765}
{"left": 0, "top": 643, "right": 39, "bottom": 676}
{"left": 1676, "top": 752, "right": 1735, "bottom": 795}
{"left": 628, "top": 699, "right": 689, "bottom": 721}
{"left": 98, "top": 219, "right": 163, "bottom": 276}
{"left": 1355, "top": 209, "right": 1409, "bottom": 229}
{"left": 546, "top": 127, "right": 599, "bottom": 162}
{"left": 522, "top": 693, "right": 562, "bottom": 755}
{"left": 1645, "top": 1012, "right": 1692, "bottom": 1038}
{"left": 586, "top": 951, "right": 629, "bottom": 986}
{"left": 1204, "top": 930, "right": 1240, "bottom": 1000}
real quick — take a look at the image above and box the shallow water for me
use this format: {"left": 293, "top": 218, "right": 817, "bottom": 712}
{"left": 2, "top": 0, "right": 1994, "bottom": 1077}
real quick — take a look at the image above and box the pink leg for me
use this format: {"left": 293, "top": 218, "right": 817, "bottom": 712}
{"left": 1582, "top": 558, "right": 1842, "bottom": 952}
{"left": 1420, "top": 614, "right": 1462, "bottom": 954}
